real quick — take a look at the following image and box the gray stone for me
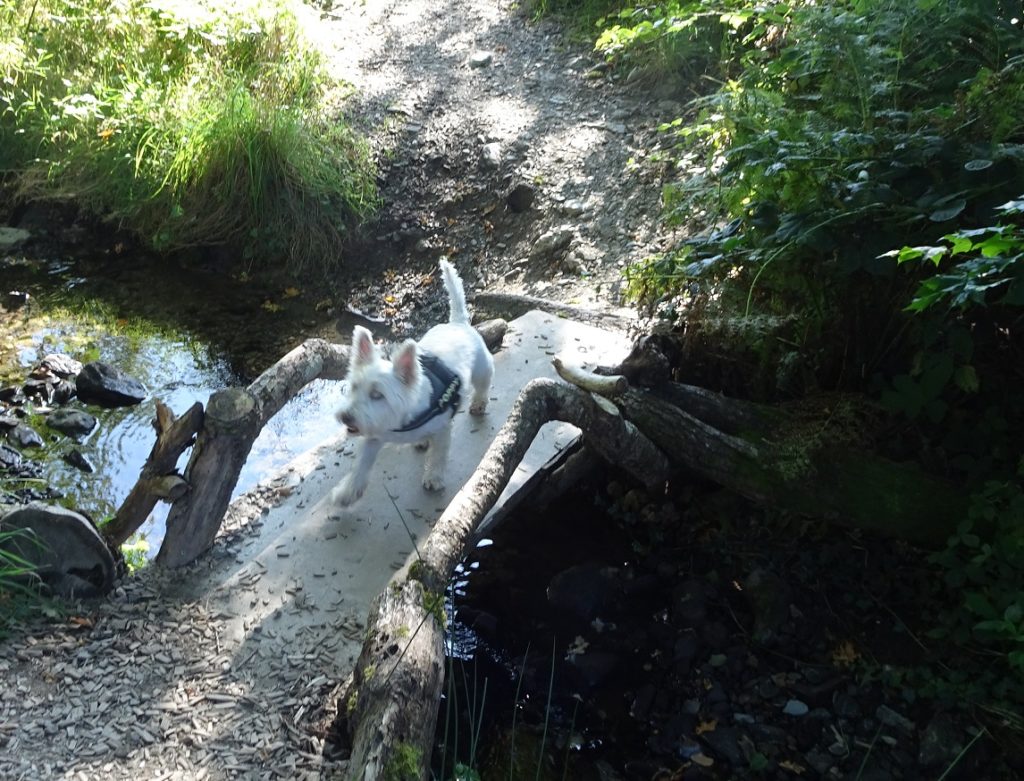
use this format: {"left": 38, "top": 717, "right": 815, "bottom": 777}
{"left": 918, "top": 712, "right": 961, "bottom": 767}
{"left": 0, "top": 226, "right": 31, "bottom": 249}
{"left": 75, "top": 362, "right": 146, "bottom": 407}
{"left": 782, "top": 699, "right": 809, "bottom": 717}
{"left": 530, "top": 226, "right": 574, "bottom": 260}
{"left": 0, "top": 503, "right": 115, "bottom": 597}
{"left": 560, "top": 199, "right": 587, "bottom": 217}
{"left": 0, "top": 443, "right": 21, "bottom": 468}
{"left": 38, "top": 353, "right": 83, "bottom": 379}
{"left": 63, "top": 449, "right": 94, "bottom": 474}
{"left": 468, "top": 51, "right": 493, "bottom": 68}
{"left": 7, "top": 423, "right": 43, "bottom": 449}
{"left": 47, "top": 408, "right": 97, "bottom": 438}
{"left": 480, "top": 142, "right": 502, "bottom": 169}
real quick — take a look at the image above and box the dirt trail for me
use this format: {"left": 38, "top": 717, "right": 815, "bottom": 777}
{"left": 0, "top": 3, "right": 672, "bottom": 779}
{"left": 313, "top": 0, "right": 675, "bottom": 331}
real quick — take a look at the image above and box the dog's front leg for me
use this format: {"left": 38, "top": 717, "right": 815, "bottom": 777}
{"left": 421, "top": 428, "right": 451, "bottom": 493}
{"left": 331, "top": 438, "right": 384, "bottom": 506}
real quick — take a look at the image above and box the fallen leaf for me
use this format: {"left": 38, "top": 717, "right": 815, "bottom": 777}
{"left": 831, "top": 640, "right": 860, "bottom": 668}
{"left": 314, "top": 298, "right": 333, "bottom": 312}
{"left": 68, "top": 616, "right": 93, "bottom": 628}
{"left": 779, "top": 759, "right": 806, "bottom": 774}
{"left": 262, "top": 300, "right": 282, "bottom": 312}
{"left": 696, "top": 718, "right": 717, "bottom": 735}
{"left": 283, "top": 287, "right": 300, "bottom": 299}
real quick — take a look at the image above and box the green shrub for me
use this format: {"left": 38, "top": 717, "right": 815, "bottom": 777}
{"left": 623, "top": 1, "right": 1024, "bottom": 395}
{"left": 0, "top": 0, "right": 375, "bottom": 274}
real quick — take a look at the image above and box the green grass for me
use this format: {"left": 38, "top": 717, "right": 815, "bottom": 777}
{"left": 0, "top": 0, "right": 376, "bottom": 275}
{"left": 0, "top": 527, "right": 46, "bottom": 634}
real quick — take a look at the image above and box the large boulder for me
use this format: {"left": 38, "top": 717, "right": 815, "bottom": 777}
{"left": 0, "top": 503, "right": 116, "bottom": 597}
{"left": 76, "top": 362, "right": 146, "bottom": 407}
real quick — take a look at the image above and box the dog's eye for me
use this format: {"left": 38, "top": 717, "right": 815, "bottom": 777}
{"left": 370, "top": 389, "right": 384, "bottom": 401}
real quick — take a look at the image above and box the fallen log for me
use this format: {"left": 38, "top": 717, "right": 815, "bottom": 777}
{"left": 343, "top": 376, "right": 667, "bottom": 780}
{"left": 102, "top": 400, "right": 203, "bottom": 548}
{"left": 157, "top": 338, "right": 350, "bottom": 567}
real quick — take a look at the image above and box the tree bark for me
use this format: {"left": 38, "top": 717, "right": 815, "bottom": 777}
{"left": 344, "top": 378, "right": 668, "bottom": 780}
{"left": 103, "top": 400, "right": 203, "bottom": 548}
{"left": 156, "top": 338, "right": 350, "bottom": 567}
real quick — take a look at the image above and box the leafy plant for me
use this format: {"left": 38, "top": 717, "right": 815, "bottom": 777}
{"left": 0, "top": 527, "right": 47, "bottom": 634}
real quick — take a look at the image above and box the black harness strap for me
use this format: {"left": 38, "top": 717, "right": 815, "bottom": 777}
{"left": 392, "top": 352, "right": 462, "bottom": 433}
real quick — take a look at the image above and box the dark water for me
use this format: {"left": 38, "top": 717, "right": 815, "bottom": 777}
{"left": 2, "top": 250, "right": 346, "bottom": 555}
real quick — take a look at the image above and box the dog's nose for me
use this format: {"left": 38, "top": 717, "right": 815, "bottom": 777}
{"left": 339, "top": 411, "right": 355, "bottom": 427}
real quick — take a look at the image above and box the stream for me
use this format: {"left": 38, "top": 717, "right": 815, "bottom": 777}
{"left": 1, "top": 243, "right": 347, "bottom": 556}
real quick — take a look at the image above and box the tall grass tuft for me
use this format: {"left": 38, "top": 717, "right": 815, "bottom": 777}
{"left": 0, "top": 527, "right": 44, "bottom": 634}
{"left": 0, "top": 0, "right": 375, "bottom": 275}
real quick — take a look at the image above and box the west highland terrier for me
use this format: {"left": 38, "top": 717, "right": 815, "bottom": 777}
{"left": 331, "top": 259, "right": 494, "bottom": 506}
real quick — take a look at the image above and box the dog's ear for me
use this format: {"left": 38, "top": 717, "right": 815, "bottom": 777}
{"left": 392, "top": 340, "right": 420, "bottom": 386}
{"left": 352, "top": 326, "right": 376, "bottom": 365}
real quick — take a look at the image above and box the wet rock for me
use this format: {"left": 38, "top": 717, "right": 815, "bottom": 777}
{"left": 529, "top": 226, "right": 574, "bottom": 261}
{"left": 0, "top": 385, "right": 25, "bottom": 403}
{"left": 876, "top": 704, "right": 915, "bottom": 736}
{"left": 468, "top": 51, "right": 493, "bottom": 68}
{"left": 782, "top": 699, "right": 809, "bottom": 716}
{"left": 63, "top": 449, "right": 95, "bottom": 474}
{"left": 38, "top": 353, "right": 83, "bottom": 379}
{"left": 47, "top": 408, "right": 98, "bottom": 438}
{"left": 7, "top": 423, "right": 43, "bottom": 449}
{"left": 0, "top": 414, "right": 18, "bottom": 430}
{"left": 23, "top": 377, "right": 53, "bottom": 402}
{"left": 507, "top": 183, "right": 536, "bottom": 213}
{"left": 0, "top": 502, "right": 115, "bottom": 597}
{"left": 455, "top": 606, "right": 498, "bottom": 640}
{"left": 480, "top": 142, "right": 502, "bottom": 169}
{"left": 0, "top": 443, "right": 22, "bottom": 468}
{"left": 6, "top": 290, "right": 30, "bottom": 309}
{"left": 51, "top": 379, "right": 76, "bottom": 405}
{"left": 546, "top": 563, "right": 618, "bottom": 620}
{"left": 75, "top": 361, "right": 146, "bottom": 407}
{"left": 918, "top": 712, "right": 961, "bottom": 768}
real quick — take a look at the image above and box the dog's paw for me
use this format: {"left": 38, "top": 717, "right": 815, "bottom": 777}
{"left": 469, "top": 400, "right": 488, "bottom": 416}
{"left": 331, "top": 476, "right": 364, "bottom": 506}
{"left": 422, "top": 473, "right": 446, "bottom": 493}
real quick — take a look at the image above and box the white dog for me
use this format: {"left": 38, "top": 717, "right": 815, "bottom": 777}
{"left": 331, "top": 259, "right": 493, "bottom": 506}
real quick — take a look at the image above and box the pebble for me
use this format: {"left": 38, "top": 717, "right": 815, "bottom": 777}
{"left": 468, "top": 51, "right": 493, "bottom": 68}
{"left": 783, "top": 699, "right": 810, "bottom": 717}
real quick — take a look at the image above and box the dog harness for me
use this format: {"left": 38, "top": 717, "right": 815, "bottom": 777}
{"left": 392, "top": 352, "right": 462, "bottom": 433}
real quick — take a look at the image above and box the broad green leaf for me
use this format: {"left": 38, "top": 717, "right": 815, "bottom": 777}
{"left": 929, "top": 199, "right": 966, "bottom": 222}
{"left": 953, "top": 365, "right": 979, "bottom": 393}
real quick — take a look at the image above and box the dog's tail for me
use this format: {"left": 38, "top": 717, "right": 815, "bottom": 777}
{"left": 439, "top": 258, "right": 471, "bottom": 325}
